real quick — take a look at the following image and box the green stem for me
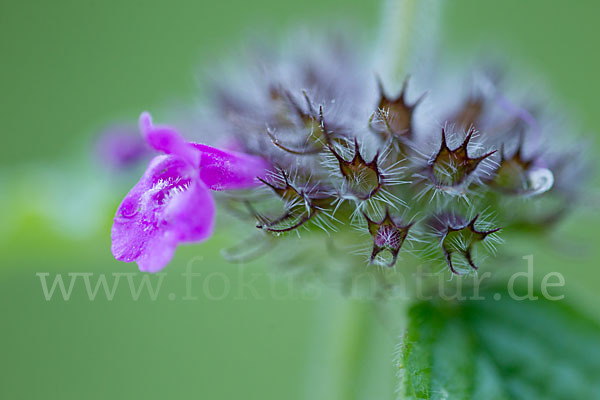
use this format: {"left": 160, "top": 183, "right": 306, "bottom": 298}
{"left": 376, "top": 0, "right": 442, "bottom": 87}
{"left": 303, "top": 293, "right": 399, "bottom": 400}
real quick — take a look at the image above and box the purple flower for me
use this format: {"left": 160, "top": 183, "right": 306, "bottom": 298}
{"left": 111, "top": 112, "right": 270, "bottom": 272}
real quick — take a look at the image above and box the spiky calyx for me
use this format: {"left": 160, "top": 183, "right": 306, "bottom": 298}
{"left": 329, "top": 139, "right": 383, "bottom": 200}
{"left": 428, "top": 214, "right": 501, "bottom": 274}
{"left": 372, "top": 77, "right": 426, "bottom": 141}
{"left": 364, "top": 210, "right": 414, "bottom": 267}
{"left": 426, "top": 127, "right": 496, "bottom": 189}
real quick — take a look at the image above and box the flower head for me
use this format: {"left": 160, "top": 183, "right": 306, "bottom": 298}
{"left": 110, "top": 32, "right": 587, "bottom": 277}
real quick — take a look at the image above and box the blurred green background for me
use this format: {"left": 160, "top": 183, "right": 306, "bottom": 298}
{"left": 1, "top": 0, "right": 599, "bottom": 399}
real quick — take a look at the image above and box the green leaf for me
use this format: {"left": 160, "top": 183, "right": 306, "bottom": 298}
{"left": 399, "top": 292, "right": 600, "bottom": 400}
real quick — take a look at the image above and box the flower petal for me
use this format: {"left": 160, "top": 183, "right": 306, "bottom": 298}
{"left": 111, "top": 155, "right": 172, "bottom": 262}
{"left": 111, "top": 154, "right": 215, "bottom": 272}
{"left": 96, "top": 124, "right": 150, "bottom": 168}
{"left": 139, "top": 112, "right": 199, "bottom": 166}
{"left": 192, "top": 143, "right": 270, "bottom": 190}
{"left": 135, "top": 231, "right": 178, "bottom": 273}
{"left": 164, "top": 178, "right": 215, "bottom": 242}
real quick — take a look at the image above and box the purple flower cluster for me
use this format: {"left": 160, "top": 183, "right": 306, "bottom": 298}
{"left": 109, "top": 35, "right": 585, "bottom": 276}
